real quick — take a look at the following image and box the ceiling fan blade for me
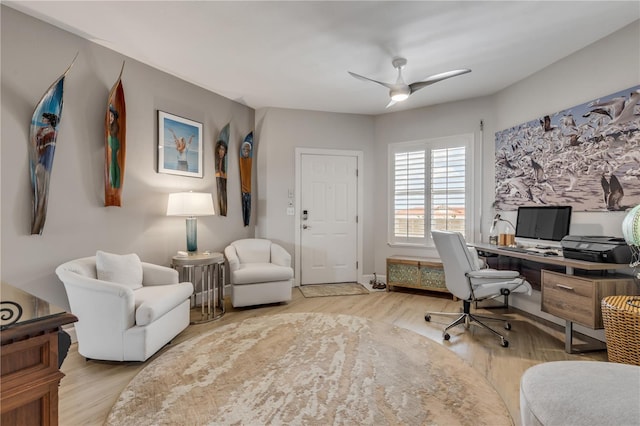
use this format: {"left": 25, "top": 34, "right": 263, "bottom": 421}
{"left": 409, "top": 69, "right": 471, "bottom": 93}
{"left": 348, "top": 71, "right": 394, "bottom": 90}
{"left": 385, "top": 99, "right": 397, "bottom": 108}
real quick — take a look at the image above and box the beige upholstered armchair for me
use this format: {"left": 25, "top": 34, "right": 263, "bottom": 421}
{"left": 224, "top": 239, "right": 293, "bottom": 308}
{"left": 55, "top": 251, "right": 193, "bottom": 361}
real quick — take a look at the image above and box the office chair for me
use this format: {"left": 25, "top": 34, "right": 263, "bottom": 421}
{"left": 426, "top": 230, "right": 532, "bottom": 347}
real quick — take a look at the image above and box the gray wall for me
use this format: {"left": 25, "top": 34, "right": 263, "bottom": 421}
{"left": 1, "top": 7, "right": 256, "bottom": 309}
{"left": 372, "top": 96, "right": 494, "bottom": 267}
{"left": 490, "top": 20, "right": 640, "bottom": 337}
{"left": 372, "top": 20, "right": 639, "bottom": 274}
{"left": 254, "top": 107, "right": 375, "bottom": 273}
{"left": 369, "top": 20, "right": 639, "bottom": 339}
{"left": 2, "top": 5, "right": 638, "bottom": 340}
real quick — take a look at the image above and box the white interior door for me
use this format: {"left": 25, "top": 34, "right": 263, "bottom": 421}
{"left": 300, "top": 154, "right": 358, "bottom": 285}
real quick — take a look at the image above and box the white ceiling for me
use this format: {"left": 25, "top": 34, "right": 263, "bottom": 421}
{"left": 5, "top": 1, "right": 639, "bottom": 115}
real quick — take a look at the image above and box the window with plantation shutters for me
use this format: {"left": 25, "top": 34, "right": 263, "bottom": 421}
{"left": 430, "top": 146, "right": 466, "bottom": 234}
{"left": 393, "top": 150, "right": 425, "bottom": 240}
{"left": 388, "top": 134, "right": 473, "bottom": 246}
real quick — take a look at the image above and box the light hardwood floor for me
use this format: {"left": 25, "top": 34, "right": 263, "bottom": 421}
{"left": 59, "top": 288, "right": 607, "bottom": 425}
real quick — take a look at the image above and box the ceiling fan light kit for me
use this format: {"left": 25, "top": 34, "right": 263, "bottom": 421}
{"left": 390, "top": 89, "right": 410, "bottom": 102}
{"left": 349, "top": 57, "right": 471, "bottom": 108}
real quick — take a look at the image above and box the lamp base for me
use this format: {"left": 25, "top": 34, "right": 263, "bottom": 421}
{"left": 186, "top": 217, "right": 198, "bottom": 252}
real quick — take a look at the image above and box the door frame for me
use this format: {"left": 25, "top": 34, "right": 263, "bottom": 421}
{"left": 294, "top": 148, "right": 364, "bottom": 287}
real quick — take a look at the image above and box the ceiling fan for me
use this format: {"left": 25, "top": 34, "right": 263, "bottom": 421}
{"left": 348, "top": 57, "right": 471, "bottom": 108}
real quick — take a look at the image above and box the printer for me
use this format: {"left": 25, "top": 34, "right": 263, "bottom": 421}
{"left": 561, "top": 235, "right": 632, "bottom": 264}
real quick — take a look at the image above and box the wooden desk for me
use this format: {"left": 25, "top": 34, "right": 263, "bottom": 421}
{"left": 1, "top": 284, "right": 77, "bottom": 426}
{"left": 473, "top": 243, "right": 630, "bottom": 274}
{"left": 472, "top": 243, "right": 636, "bottom": 353}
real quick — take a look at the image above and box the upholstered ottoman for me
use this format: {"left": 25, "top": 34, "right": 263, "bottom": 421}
{"left": 520, "top": 361, "right": 640, "bottom": 426}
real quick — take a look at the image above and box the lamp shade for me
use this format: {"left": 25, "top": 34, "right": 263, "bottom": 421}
{"left": 167, "top": 192, "right": 215, "bottom": 217}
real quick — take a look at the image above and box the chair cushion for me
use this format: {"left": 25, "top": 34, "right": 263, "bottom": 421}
{"left": 134, "top": 282, "right": 193, "bottom": 326}
{"left": 232, "top": 239, "right": 273, "bottom": 264}
{"left": 232, "top": 263, "right": 293, "bottom": 285}
{"left": 96, "top": 251, "right": 143, "bottom": 290}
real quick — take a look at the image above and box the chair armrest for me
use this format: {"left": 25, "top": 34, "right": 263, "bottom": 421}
{"left": 467, "top": 269, "right": 520, "bottom": 279}
{"left": 141, "top": 262, "right": 179, "bottom": 286}
{"left": 271, "top": 243, "right": 291, "bottom": 267}
{"left": 225, "top": 245, "right": 240, "bottom": 272}
{"left": 55, "top": 269, "right": 136, "bottom": 341}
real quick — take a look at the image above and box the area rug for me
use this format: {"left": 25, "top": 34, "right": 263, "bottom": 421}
{"left": 106, "top": 313, "right": 512, "bottom": 426}
{"left": 298, "top": 282, "right": 369, "bottom": 298}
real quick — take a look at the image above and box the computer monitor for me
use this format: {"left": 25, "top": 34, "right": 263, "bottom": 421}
{"left": 515, "top": 206, "right": 572, "bottom": 247}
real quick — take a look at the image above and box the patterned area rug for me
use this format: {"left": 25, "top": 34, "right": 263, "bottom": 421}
{"left": 106, "top": 313, "right": 513, "bottom": 425}
{"left": 298, "top": 282, "right": 369, "bottom": 298}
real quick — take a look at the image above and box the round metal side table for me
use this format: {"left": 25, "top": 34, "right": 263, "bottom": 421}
{"left": 171, "top": 252, "right": 225, "bottom": 324}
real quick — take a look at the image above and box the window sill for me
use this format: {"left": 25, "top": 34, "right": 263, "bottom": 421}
{"left": 387, "top": 242, "right": 435, "bottom": 249}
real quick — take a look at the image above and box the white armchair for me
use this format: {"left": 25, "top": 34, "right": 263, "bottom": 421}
{"left": 55, "top": 252, "right": 193, "bottom": 361}
{"left": 225, "top": 239, "right": 293, "bottom": 308}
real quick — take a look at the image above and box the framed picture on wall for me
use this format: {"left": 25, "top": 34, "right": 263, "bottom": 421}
{"left": 158, "top": 111, "right": 203, "bottom": 178}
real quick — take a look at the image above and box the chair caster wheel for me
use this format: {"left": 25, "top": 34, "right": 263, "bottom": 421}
{"left": 424, "top": 314, "right": 431, "bottom": 322}
{"left": 443, "top": 333, "right": 451, "bottom": 341}
{"left": 504, "top": 322, "right": 511, "bottom": 330}
{"left": 501, "top": 339, "right": 509, "bottom": 348}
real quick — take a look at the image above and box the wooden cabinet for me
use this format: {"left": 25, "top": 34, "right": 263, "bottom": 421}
{"left": 386, "top": 256, "right": 448, "bottom": 294}
{"left": 1, "top": 284, "right": 77, "bottom": 426}
{"left": 541, "top": 270, "right": 637, "bottom": 329}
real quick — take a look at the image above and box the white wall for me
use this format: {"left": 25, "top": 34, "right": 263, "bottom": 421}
{"left": 1, "top": 7, "right": 256, "bottom": 309}
{"left": 254, "top": 108, "right": 375, "bottom": 274}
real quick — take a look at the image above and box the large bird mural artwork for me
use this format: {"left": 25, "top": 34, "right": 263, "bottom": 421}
{"left": 495, "top": 85, "right": 640, "bottom": 212}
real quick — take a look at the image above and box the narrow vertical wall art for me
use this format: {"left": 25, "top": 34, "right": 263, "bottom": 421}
{"left": 29, "top": 53, "right": 77, "bottom": 235}
{"left": 239, "top": 132, "right": 253, "bottom": 227}
{"left": 215, "top": 123, "right": 230, "bottom": 216}
{"left": 105, "top": 62, "right": 126, "bottom": 207}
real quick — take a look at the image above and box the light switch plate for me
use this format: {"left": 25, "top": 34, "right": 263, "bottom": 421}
{"left": 287, "top": 207, "right": 295, "bottom": 215}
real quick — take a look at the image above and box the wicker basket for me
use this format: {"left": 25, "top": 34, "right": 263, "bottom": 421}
{"left": 601, "top": 295, "right": 640, "bottom": 366}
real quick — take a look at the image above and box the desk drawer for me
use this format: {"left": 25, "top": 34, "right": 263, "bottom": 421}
{"left": 542, "top": 271, "right": 596, "bottom": 328}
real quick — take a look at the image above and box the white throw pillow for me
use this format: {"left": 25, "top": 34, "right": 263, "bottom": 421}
{"left": 96, "top": 250, "right": 143, "bottom": 290}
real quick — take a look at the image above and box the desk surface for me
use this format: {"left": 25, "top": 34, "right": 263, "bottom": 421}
{"left": 473, "top": 243, "right": 629, "bottom": 271}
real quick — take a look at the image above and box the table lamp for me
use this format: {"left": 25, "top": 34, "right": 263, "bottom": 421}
{"left": 167, "top": 192, "right": 215, "bottom": 253}
{"left": 489, "top": 214, "right": 516, "bottom": 246}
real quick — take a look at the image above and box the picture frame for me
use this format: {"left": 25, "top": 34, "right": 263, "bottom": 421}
{"left": 158, "top": 110, "right": 203, "bottom": 178}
